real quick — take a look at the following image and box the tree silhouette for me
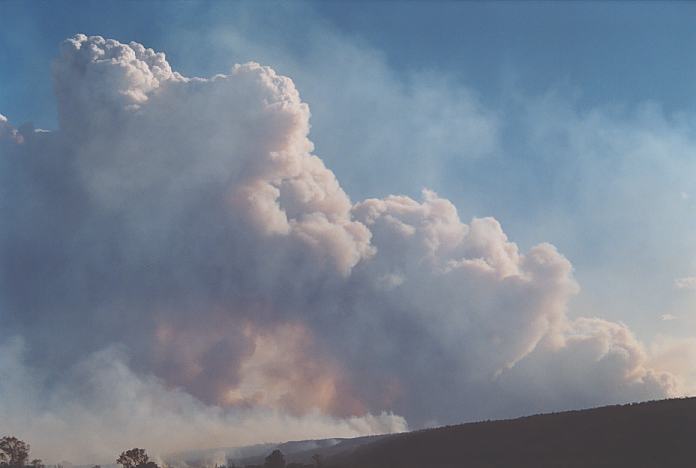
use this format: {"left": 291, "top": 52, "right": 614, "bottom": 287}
{"left": 117, "top": 449, "right": 154, "bottom": 468}
{"left": 264, "top": 450, "right": 285, "bottom": 468}
{"left": 0, "top": 436, "right": 30, "bottom": 467}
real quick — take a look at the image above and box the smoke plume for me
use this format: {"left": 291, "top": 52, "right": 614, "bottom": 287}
{"left": 0, "top": 34, "right": 684, "bottom": 463}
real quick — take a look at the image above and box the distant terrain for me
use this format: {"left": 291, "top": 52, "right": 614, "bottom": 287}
{"left": 235, "top": 398, "right": 696, "bottom": 468}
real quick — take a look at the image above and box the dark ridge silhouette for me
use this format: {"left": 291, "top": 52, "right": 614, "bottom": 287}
{"left": 234, "top": 436, "right": 385, "bottom": 467}
{"left": 319, "top": 398, "right": 696, "bottom": 468}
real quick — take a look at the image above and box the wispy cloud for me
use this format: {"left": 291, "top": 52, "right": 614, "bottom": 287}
{"left": 675, "top": 277, "right": 696, "bottom": 291}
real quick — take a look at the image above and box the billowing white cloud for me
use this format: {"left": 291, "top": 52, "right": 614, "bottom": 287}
{"left": 492, "top": 317, "right": 679, "bottom": 418}
{"left": 0, "top": 35, "right": 683, "bottom": 463}
{"left": 648, "top": 335, "right": 696, "bottom": 395}
{"left": 201, "top": 18, "right": 501, "bottom": 198}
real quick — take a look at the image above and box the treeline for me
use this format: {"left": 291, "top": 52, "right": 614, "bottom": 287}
{"left": 0, "top": 437, "right": 320, "bottom": 468}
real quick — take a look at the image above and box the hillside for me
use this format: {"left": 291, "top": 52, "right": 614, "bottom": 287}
{"left": 317, "top": 398, "right": 696, "bottom": 468}
{"left": 233, "top": 436, "right": 386, "bottom": 466}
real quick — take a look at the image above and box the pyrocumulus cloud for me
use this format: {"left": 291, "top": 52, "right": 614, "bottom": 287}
{"left": 0, "top": 34, "right": 687, "bottom": 463}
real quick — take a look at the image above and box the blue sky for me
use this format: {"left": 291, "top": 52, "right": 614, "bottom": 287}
{"left": 2, "top": 2, "right": 696, "bottom": 455}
